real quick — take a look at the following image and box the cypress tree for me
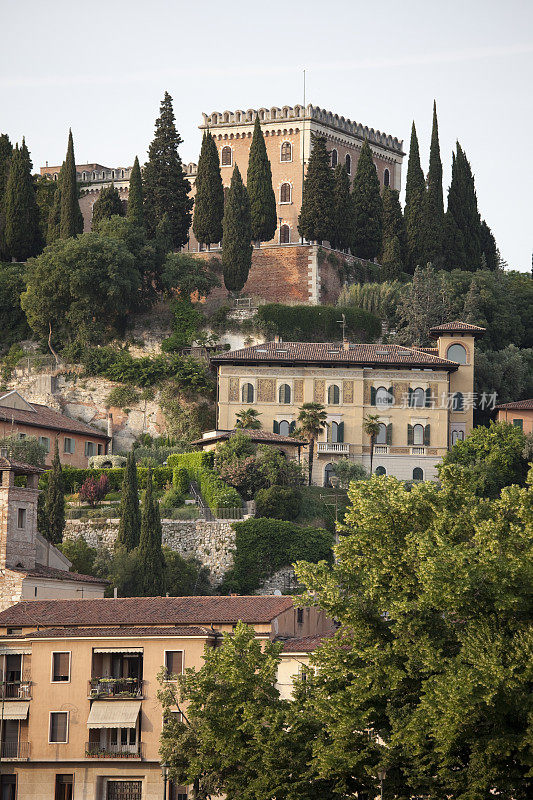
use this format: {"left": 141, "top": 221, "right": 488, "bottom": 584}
{"left": 116, "top": 451, "right": 141, "bottom": 551}
{"left": 463, "top": 277, "right": 484, "bottom": 324}
{"left": 3, "top": 140, "right": 42, "bottom": 261}
{"left": 381, "top": 186, "right": 407, "bottom": 268}
{"left": 331, "top": 164, "right": 353, "bottom": 251}
{"left": 446, "top": 142, "right": 482, "bottom": 270}
{"left": 0, "top": 134, "right": 13, "bottom": 260}
{"left": 143, "top": 91, "right": 193, "bottom": 248}
{"left": 480, "top": 219, "right": 498, "bottom": 271}
{"left": 222, "top": 165, "right": 252, "bottom": 293}
{"left": 404, "top": 122, "right": 426, "bottom": 273}
{"left": 137, "top": 469, "right": 166, "bottom": 596}
{"left": 246, "top": 116, "right": 277, "bottom": 245}
{"left": 193, "top": 132, "right": 224, "bottom": 248}
{"left": 442, "top": 208, "right": 467, "bottom": 270}
{"left": 297, "top": 134, "right": 334, "bottom": 244}
{"left": 351, "top": 140, "right": 383, "bottom": 260}
{"left": 422, "top": 101, "right": 445, "bottom": 267}
{"left": 47, "top": 173, "right": 62, "bottom": 245}
{"left": 91, "top": 183, "right": 124, "bottom": 229}
{"left": 43, "top": 440, "right": 65, "bottom": 544}
{"left": 60, "top": 129, "right": 83, "bottom": 239}
{"left": 126, "top": 156, "right": 144, "bottom": 228}
{"left": 381, "top": 235, "right": 403, "bottom": 281}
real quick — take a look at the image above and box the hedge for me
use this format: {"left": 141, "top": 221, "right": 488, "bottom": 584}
{"left": 168, "top": 451, "right": 241, "bottom": 513}
{"left": 224, "top": 518, "right": 334, "bottom": 594}
{"left": 40, "top": 466, "right": 173, "bottom": 494}
{"left": 254, "top": 486, "right": 302, "bottom": 520}
{"left": 255, "top": 304, "right": 381, "bottom": 343}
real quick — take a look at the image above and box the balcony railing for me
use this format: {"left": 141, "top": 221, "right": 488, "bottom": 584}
{"left": 317, "top": 442, "right": 350, "bottom": 454}
{"left": 85, "top": 741, "right": 143, "bottom": 759}
{"left": 411, "top": 446, "right": 426, "bottom": 455}
{"left": 0, "top": 741, "right": 31, "bottom": 760}
{"left": 88, "top": 677, "right": 143, "bottom": 699}
{"left": 0, "top": 681, "right": 31, "bottom": 700}
{"left": 373, "top": 445, "right": 389, "bottom": 455}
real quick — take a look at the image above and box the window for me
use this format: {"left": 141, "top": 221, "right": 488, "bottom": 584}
{"left": 0, "top": 776, "right": 16, "bottom": 800}
{"left": 330, "top": 148, "right": 338, "bottom": 167}
{"left": 165, "top": 651, "right": 183, "bottom": 678}
{"left": 279, "top": 384, "right": 291, "bottom": 404}
{"left": 279, "top": 224, "right": 290, "bottom": 244}
{"left": 296, "top": 608, "right": 304, "bottom": 625}
{"left": 17, "top": 433, "right": 26, "bottom": 440}
{"left": 241, "top": 383, "right": 254, "bottom": 403}
{"left": 513, "top": 418, "right": 524, "bottom": 430}
{"left": 413, "top": 424, "right": 424, "bottom": 446}
{"left": 376, "top": 423, "right": 387, "bottom": 445}
{"left": 375, "top": 466, "right": 386, "bottom": 476}
{"left": 280, "top": 141, "right": 292, "bottom": 162}
{"left": 55, "top": 774, "right": 73, "bottom": 800}
{"left": 324, "top": 462, "right": 334, "bottom": 487}
{"left": 52, "top": 652, "right": 70, "bottom": 683}
{"left": 328, "top": 421, "right": 344, "bottom": 443}
{"left": 169, "top": 783, "right": 188, "bottom": 800}
{"left": 49, "top": 712, "right": 69, "bottom": 743}
{"left": 447, "top": 343, "right": 467, "bottom": 364}
{"left": 64, "top": 437, "right": 75, "bottom": 454}
{"left": 345, "top": 153, "right": 351, "bottom": 174}
{"left": 412, "top": 467, "right": 424, "bottom": 481}
{"left": 452, "top": 392, "right": 464, "bottom": 411}
{"left": 451, "top": 429, "right": 464, "bottom": 445}
{"left": 39, "top": 436, "right": 50, "bottom": 453}
{"left": 278, "top": 420, "right": 290, "bottom": 436}
{"left": 327, "top": 385, "right": 340, "bottom": 405}
{"left": 376, "top": 386, "right": 393, "bottom": 406}
{"left": 82, "top": 172, "right": 86, "bottom": 180}
{"left": 221, "top": 146, "right": 232, "bottom": 166}
{"left": 17, "top": 508, "right": 26, "bottom": 529}
{"left": 106, "top": 782, "right": 142, "bottom": 800}
{"left": 384, "top": 168, "right": 390, "bottom": 187}
{"left": 97, "top": 443, "right": 104, "bottom": 455}
{"left": 410, "top": 387, "right": 425, "bottom": 408}
{"left": 280, "top": 183, "right": 291, "bottom": 203}
{"left": 85, "top": 441, "right": 97, "bottom": 457}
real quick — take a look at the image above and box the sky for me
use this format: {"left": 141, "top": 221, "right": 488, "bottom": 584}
{"left": 1, "top": 0, "right": 532, "bottom": 271}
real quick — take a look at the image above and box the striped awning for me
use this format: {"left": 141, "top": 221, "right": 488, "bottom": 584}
{"left": 0, "top": 647, "right": 31, "bottom": 655}
{"left": 1, "top": 701, "right": 29, "bottom": 720}
{"left": 93, "top": 647, "right": 143, "bottom": 654}
{"left": 87, "top": 700, "right": 141, "bottom": 729}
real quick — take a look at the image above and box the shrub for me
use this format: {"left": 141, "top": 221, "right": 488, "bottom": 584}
{"left": 332, "top": 459, "right": 368, "bottom": 488}
{"left": 159, "top": 487, "right": 185, "bottom": 516}
{"left": 40, "top": 466, "right": 173, "bottom": 494}
{"left": 79, "top": 474, "right": 109, "bottom": 506}
{"left": 255, "top": 485, "right": 302, "bottom": 520}
{"left": 173, "top": 466, "right": 190, "bottom": 494}
{"left": 255, "top": 304, "right": 381, "bottom": 342}
{"left": 167, "top": 451, "right": 241, "bottom": 513}
{"left": 105, "top": 385, "right": 140, "bottom": 409}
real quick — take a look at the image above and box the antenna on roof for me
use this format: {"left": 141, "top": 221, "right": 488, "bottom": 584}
{"left": 337, "top": 313, "right": 346, "bottom": 342}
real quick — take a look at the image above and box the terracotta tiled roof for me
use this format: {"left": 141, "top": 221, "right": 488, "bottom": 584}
{"left": 8, "top": 564, "right": 107, "bottom": 585}
{"left": 429, "top": 320, "right": 486, "bottom": 336}
{"left": 413, "top": 347, "right": 439, "bottom": 355}
{"left": 0, "top": 457, "right": 44, "bottom": 474}
{"left": 191, "top": 429, "right": 306, "bottom": 447}
{"left": 0, "top": 401, "right": 109, "bottom": 439}
{"left": 211, "top": 341, "right": 460, "bottom": 369}
{"left": 0, "top": 626, "right": 213, "bottom": 640}
{"left": 280, "top": 634, "right": 331, "bottom": 652}
{"left": 495, "top": 398, "right": 533, "bottom": 411}
{"left": 0, "top": 595, "right": 295, "bottom": 628}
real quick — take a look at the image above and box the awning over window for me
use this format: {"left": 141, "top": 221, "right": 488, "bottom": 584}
{"left": 0, "top": 647, "right": 31, "bottom": 655}
{"left": 87, "top": 700, "right": 141, "bottom": 729}
{"left": 1, "top": 701, "right": 30, "bottom": 720}
{"left": 93, "top": 647, "right": 143, "bottom": 654}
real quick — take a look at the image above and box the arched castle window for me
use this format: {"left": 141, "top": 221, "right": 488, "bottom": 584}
{"left": 330, "top": 148, "right": 338, "bottom": 167}
{"left": 280, "top": 142, "right": 292, "bottom": 162}
{"left": 345, "top": 153, "right": 351, "bottom": 174}
{"left": 121, "top": 169, "right": 124, "bottom": 178}
{"left": 82, "top": 172, "right": 86, "bottom": 180}
{"left": 280, "top": 183, "right": 291, "bottom": 203}
{"left": 221, "top": 146, "right": 232, "bottom": 166}
{"left": 280, "top": 224, "right": 290, "bottom": 244}
{"left": 447, "top": 343, "right": 467, "bottom": 364}
{"left": 384, "top": 168, "right": 390, "bottom": 187}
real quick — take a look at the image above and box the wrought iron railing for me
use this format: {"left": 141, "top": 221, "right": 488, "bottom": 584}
{"left": 0, "top": 741, "right": 31, "bottom": 759}
{"left": 88, "top": 677, "right": 143, "bottom": 699}
{"left": 85, "top": 741, "right": 143, "bottom": 759}
{"left": 0, "top": 680, "right": 31, "bottom": 699}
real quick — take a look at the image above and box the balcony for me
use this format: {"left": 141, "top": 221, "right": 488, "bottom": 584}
{"left": 373, "top": 445, "right": 389, "bottom": 455}
{"left": 0, "top": 741, "right": 31, "bottom": 760}
{"left": 85, "top": 741, "right": 144, "bottom": 759}
{"left": 411, "top": 447, "right": 426, "bottom": 455}
{"left": 317, "top": 442, "right": 350, "bottom": 455}
{"left": 88, "top": 678, "right": 143, "bottom": 699}
{"left": 0, "top": 681, "right": 31, "bottom": 700}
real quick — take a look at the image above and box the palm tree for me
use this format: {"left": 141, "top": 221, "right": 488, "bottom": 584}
{"left": 297, "top": 402, "right": 327, "bottom": 486}
{"left": 363, "top": 414, "right": 381, "bottom": 475}
{"left": 235, "top": 408, "right": 262, "bottom": 430}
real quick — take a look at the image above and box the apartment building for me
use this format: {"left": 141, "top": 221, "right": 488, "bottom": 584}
{"left": 495, "top": 398, "right": 533, "bottom": 434}
{"left": 0, "top": 595, "right": 333, "bottom": 800}
{"left": 211, "top": 321, "right": 486, "bottom": 483}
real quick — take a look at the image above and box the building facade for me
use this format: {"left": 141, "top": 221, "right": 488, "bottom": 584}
{"left": 0, "top": 595, "right": 333, "bottom": 800}
{"left": 211, "top": 321, "right": 486, "bottom": 484}
{"left": 495, "top": 398, "right": 533, "bottom": 434}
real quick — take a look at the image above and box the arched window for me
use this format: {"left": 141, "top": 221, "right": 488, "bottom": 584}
{"left": 280, "top": 183, "right": 291, "bottom": 203}
{"left": 451, "top": 429, "right": 464, "bottom": 445}
{"left": 411, "top": 387, "right": 425, "bottom": 408}
{"left": 280, "top": 142, "right": 292, "bottom": 162}
{"left": 92, "top": 172, "right": 96, "bottom": 179}
{"left": 413, "top": 424, "right": 424, "bottom": 446}
{"left": 384, "top": 168, "right": 390, "bottom": 187}
{"left": 447, "top": 343, "right": 467, "bottom": 364}
{"left": 221, "top": 146, "right": 232, "bottom": 166}
{"left": 54, "top": 173, "right": 58, "bottom": 181}
{"left": 82, "top": 172, "right": 86, "bottom": 180}
{"left": 324, "top": 463, "right": 335, "bottom": 487}
{"left": 112, "top": 171, "right": 115, "bottom": 179}
{"left": 279, "top": 384, "right": 291, "bottom": 404}
{"left": 279, "top": 420, "right": 290, "bottom": 436}
{"left": 375, "top": 466, "right": 386, "bottom": 476}
{"left": 345, "top": 153, "right": 351, "bottom": 174}
{"left": 376, "top": 386, "right": 392, "bottom": 406}
{"left": 330, "top": 148, "right": 338, "bottom": 167}
{"left": 327, "top": 385, "right": 340, "bottom": 405}
{"left": 102, "top": 171, "right": 105, "bottom": 179}
{"left": 376, "top": 423, "right": 387, "bottom": 444}
{"left": 452, "top": 392, "right": 464, "bottom": 411}
{"left": 241, "top": 383, "right": 254, "bottom": 403}
{"left": 412, "top": 467, "right": 424, "bottom": 481}
{"left": 121, "top": 169, "right": 124, "bottom": 178}
{"left": 279, "top": 224, "right": 290, "bottom": 244}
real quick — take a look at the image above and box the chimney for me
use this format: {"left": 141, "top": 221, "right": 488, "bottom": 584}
{"left": 113, "top": 587, "right": 118, "bottom": 599}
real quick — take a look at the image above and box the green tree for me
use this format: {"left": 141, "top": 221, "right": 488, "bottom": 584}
{"left": 396, "top": 264, "right": 451, "bottom": 345}
{"left": 380, "top": 235, "right": 403, "bottom": 281}
{"left": 164, "top": 549, "right": 211, "bottom": 596}
{"left": 91, "top": 184, "right": 124, "bottom": 229}
{"left": 381, "top": 186, "right": 407, "bottom": 266}
{"left": 59, "top": 129, "right": 83, "bottom": 239}
{"left": 0, "top": 262, "right": 31, "bottom": 351}
{"left": 46, "top": 169, "right": 63, "bottom": 245}
{"left": 332, "top": 458, "right": 368, "bottom": 488}
{"left": 222, "top": 166, "right": 252, "bottom": 293}
{"left": 192, "top": 132, "right": 224, "bottom": 249}
{"left": 480, "top": 219, "right": 498, "bottom": 271}
{"left": 297, "top": 402, "right": 327, "bottom": 486}
{"left": 404, "top": 122, "right": 426, "bottom": 272}
{"left": 235, "top": 408, "right": 262, "bottom": 429}
{"left": 3, "top": 140, "right": 42, "bottom": 260}
{"left": 143, "top": 91, "right": 193, "bottom": 248}
{"left": 59, "top": 536, "right": 98, "bottom": 576}
{"left": 421, "top": 100, "right": 445, "bottom": 267}
{"left": 246, "top": 116, "right": 277, "bottom": 245}
{"left": 162, "top": 252, "right": 220, "bottom": 299}
{"left": 331, "top": 164, "right": 353, "bottom": 251}
{"left": 475, "top": 347, "right": 533, "bottom": 420}
{"left": 351, "top": 140, "right": 383, "bottom": 260}
{"left": 0, "top": 434, "right": 46, "bottom": 466}
{"left": 33, "top": 174, "right": 57, "bottom": 244}
{"left": 0, "top": 133, "right": 13, "bottom": 260}
{"left": 42, "top": 440, "right": 65, "bottom": 544}
{"left": 126, "top": 156, "right": 144, "bottom": 228}
{"left": 446, "top": 142, "right": 482, "bottom": 270}
{"left": 363, "top": 413, "right": 381, "bottom": 474}
{"left": 442, "top": 208, "right": 467, "bottom": 270}
{"left": 297, "top": 134, "right": 334, "bottom": 244}
{"left": 137, "top": 468, "right": 166, "bottom": 595}
{"left": 116, "top": 451, "right": 141, "bottom": 550}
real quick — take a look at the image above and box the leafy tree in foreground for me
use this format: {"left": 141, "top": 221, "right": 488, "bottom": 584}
{"left": 222, "top": 166, "right": 252, "bottom": 292}
{"left": 246, "top": 116, "right": 277, "bottom": 245}
{"left": 351, "top": 140, "right": 383, "bottom": 260}
{"left": 3, "top": 140, "right": 42, "bottom": 260}
{"left": 42, "top": 440, "right": 65, "bottom": 544}
{"left": 0, "top": 434, "right": 46, "bottom": 467}
{"left": 297, "top": 402, "right": 327, "bottom": 486}
{"left": 126, "top": 156, "right": 144, "bottom": 228}
{"left": 116, "top": 451, "right": 141, "bottom": 550}
{"left": 296, "top": 466, "right": 532, "bottom": 799}
{"left": 91, "top": 183, "right": 124, "bottom": 229}
{"left": 59, "top": 129, "right": 83, "bottom": 238}
{"left": 137, "top": 469, "right": 166, "bottom": 595}
{"left": 404, "top": 122, "right": 426, "bottom": 272}
{"left": 331, "top": 164, "right": 353, "bottom": 251}
{"left": 298, "top": 134, "right": 334, "bottom": 244}
{"left": 193, "top": 132, "right": 224, "bottom": 248}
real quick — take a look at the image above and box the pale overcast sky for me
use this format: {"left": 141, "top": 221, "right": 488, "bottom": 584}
{"left": 1, "top": 0, "right": 531, "bottom": 271}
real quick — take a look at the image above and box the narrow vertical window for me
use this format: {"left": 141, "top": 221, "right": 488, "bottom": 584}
{"left": 384, "top": 168, "right": 390, "bottom": 187}
{"left": 221, "top": 146, "right": 232, "bottom": 166}
{"left": 280, "top": 142, "right": 292, "bottom": 162}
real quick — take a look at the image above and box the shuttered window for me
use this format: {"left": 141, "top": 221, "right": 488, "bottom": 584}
{"left": 49, "top": 712, "right": 68, "bottom": 743}
{"left": 52, "top": 652, "right": 70, "bottom": 682}
{"left": 165, "top": 651, "right": 183, "bottom": 678}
